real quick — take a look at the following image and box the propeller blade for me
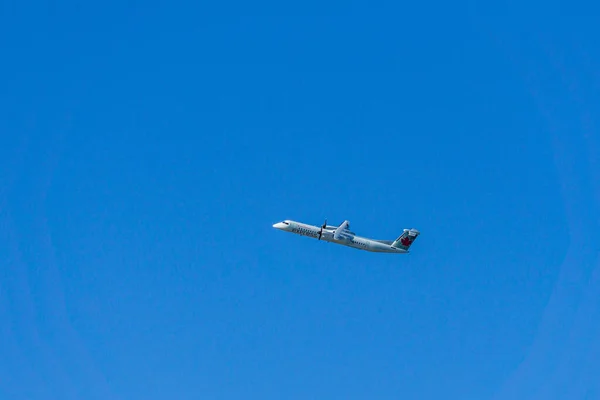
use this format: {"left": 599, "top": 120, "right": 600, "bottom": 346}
{"left": 318, "top": 218, "right": 326, "bottom": 240}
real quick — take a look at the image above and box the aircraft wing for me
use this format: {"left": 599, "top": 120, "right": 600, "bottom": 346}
{"left": 333, "top": 220, "right": 350, "bottom": 240}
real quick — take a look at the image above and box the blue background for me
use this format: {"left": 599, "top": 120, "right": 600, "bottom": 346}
{"left": 1, "top": 2, "right": 599, "bottom": 399}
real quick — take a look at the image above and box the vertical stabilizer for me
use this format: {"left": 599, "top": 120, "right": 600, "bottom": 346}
{"left": 391, "top": 228, "right": 420, "bottom": 251}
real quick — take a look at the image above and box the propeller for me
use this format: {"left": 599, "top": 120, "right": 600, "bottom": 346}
{"left": 318, "top": 218, "right": 327, "bottom": 240}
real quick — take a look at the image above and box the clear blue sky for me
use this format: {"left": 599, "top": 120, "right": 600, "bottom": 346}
{"left": 1, "top": 2, "right": 599, "bottom": 399}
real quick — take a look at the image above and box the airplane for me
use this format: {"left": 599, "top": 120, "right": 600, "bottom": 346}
{"left": 272, "top": 219, "right": 420, "bottom": 253}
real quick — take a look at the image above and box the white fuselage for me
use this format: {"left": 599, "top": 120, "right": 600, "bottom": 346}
{"left": 272, "top": 220, "right": 408, "bottom": 253}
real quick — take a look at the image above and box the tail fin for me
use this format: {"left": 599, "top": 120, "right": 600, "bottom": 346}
{"left": 391, "top": 228, "right": 420, "bottom": 251}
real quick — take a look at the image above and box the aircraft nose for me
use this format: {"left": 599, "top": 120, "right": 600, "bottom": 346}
{"left": 273, "top": 222, "right": 286, "bottom": 229}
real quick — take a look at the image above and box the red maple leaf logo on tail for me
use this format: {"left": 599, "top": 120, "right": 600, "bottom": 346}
{"left": 401, "top": 236, "right": 413, "bottom": 246}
